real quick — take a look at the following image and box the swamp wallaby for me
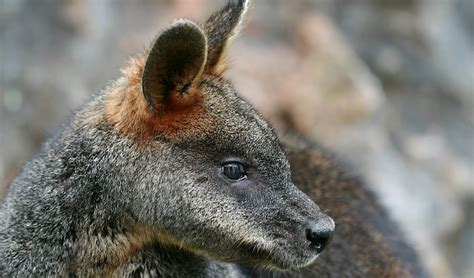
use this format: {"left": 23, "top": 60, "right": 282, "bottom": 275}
{"left": 0, "top": 0, "right": 334, "bottom": 276}
{"left": 1, "top": 0, "right": 426, "bottom": 277}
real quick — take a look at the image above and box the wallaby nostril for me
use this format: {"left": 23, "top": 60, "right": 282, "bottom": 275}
{"left": 305, "top": 223, "right": 334, "bottom": 254}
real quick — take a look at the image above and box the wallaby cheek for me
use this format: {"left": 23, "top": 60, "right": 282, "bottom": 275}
{"left": 176, "top": 187, "right": 275, "bottom": 257}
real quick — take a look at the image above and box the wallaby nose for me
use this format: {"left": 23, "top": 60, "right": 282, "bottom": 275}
{"left": 304, "top": 217, "right": 334, "bottom": 254}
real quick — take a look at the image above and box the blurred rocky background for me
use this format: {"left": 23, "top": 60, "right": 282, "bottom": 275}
{"left": 1, "top": 0, "right": 473, "bottom": 277}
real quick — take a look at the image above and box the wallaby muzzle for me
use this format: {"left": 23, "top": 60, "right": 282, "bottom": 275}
{"left": 304, "top": 215, "right": 335, "bottom": 254}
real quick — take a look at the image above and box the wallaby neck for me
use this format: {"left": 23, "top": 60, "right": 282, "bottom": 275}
{"left": 74, "top": 226, "right": 242, "bottom": 276}
{"left": 110, "top": 243, "right": 242, "bottom": 277}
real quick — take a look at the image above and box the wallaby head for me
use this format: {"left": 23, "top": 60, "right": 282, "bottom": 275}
{"left": 101, "top": 0, "right": 334, "bottom": 271}
{"left": 1, "top": 0, "right": 334, "bottom": 274}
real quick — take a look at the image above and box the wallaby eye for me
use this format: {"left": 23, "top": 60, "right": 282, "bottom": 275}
{"left": 222, "top": 162, "right": 247, "bottom": 181}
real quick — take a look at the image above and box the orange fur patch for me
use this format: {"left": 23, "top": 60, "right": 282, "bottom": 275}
{"left": 105, "top": 55, "right": 215, "bottom": 143}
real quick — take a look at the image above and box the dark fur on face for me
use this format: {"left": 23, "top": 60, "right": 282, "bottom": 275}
{"left": 0, "top": 0, "right": 334, "bottom": 276}
{"left": 250, "top": 136, "right": 429, "bottom": 277}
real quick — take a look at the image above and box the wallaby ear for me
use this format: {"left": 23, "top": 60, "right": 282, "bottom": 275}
{"left": 204, "top": 0, "right": 251, "bottom": 75}
{"left": 142, "top": 20, "right": 208, "bottom": 112}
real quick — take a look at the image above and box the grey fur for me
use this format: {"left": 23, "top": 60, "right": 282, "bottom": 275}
{"left": 0, "top": 0, "right": 426, "bottom": 277}
{"left": 0, "top": 0, "right": 333, "bottom": 276}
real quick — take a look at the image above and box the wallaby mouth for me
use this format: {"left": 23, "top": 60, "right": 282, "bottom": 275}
{"left": 243, "top": 212, "right": 335, "bottom": 271}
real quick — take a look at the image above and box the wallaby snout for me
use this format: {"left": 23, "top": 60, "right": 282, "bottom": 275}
{"left": 304, "top": 216, "right": 335, "bottom": 254}
{"left": 251, "top": 185, "right": 335, "bottom": 269}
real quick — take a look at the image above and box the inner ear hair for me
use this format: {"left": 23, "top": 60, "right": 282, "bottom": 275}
{"left": 142, "top": 19, "right": 208, "bottom": 112}
{"left": 203, "top": 0, "right": 252, "bottom": 75}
